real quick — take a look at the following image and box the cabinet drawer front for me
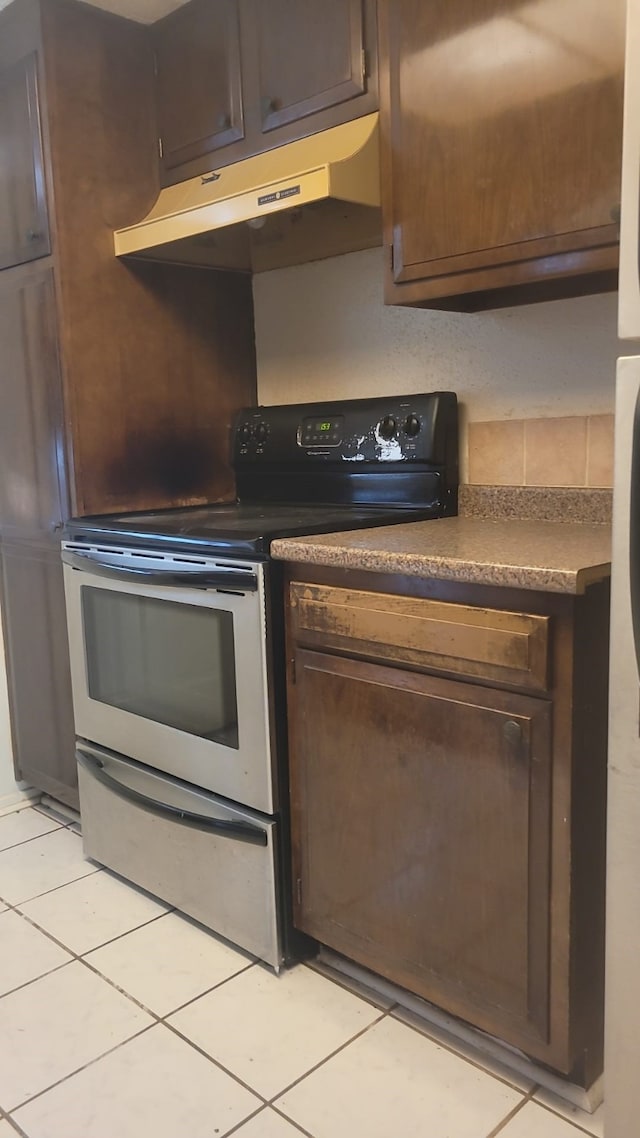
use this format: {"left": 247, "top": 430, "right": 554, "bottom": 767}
{"left": 290, "top": 582, "right": 549, "bottom": 691}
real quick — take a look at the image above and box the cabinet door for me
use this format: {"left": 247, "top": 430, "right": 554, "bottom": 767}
{"left": 0, "top": 53, "right": 50, "bottom": 271}
{"left": 0, "top": 539, "right": 77, "bottom": 809}
{"left": 379, "top": 0, "right": 625, "bottom": 306}
{"left": 290, "top": 648, "right": 553, "bottom": 1055}
{"left": 0, "top": 266, "right": 68, "bottom": 540}
{"left": 154, "top": 0, "right": 244, "bottom": 178}
{"left": 248, "top": 0, "right": 371, "bottom": 135}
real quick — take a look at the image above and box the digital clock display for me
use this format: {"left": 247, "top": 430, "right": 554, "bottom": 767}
{"left": 299, "top": 415, "right": 344, "bottom": 447}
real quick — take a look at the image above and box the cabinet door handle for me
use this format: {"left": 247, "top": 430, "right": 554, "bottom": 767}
{"left": 216, "top": 111, "right": 231, "bottom": 131}
{"left": 260, "top": 95, "right": 277, "bottom": 118}
{"left": 503, "top": 719, "right": 524, "bottom": 760}
{"left": 26, "top": 229, "right": 41, "bottom": 242}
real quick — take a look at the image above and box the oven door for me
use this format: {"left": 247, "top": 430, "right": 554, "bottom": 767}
{"left": 62, "top": 544, "right": 274, "bottom": 814}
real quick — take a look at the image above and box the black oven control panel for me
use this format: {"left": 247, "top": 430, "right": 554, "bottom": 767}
{"left": 233, "top": 392, "right": 458, "bottom": 469}
{"left": 298, "top": 415, "right": 345, "bottom": 448}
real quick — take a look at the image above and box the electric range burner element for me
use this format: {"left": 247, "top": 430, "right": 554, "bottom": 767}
{"left": 61, "top": 392, "right": 458, "bottom": 971}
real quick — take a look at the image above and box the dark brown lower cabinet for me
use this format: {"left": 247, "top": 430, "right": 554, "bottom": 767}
{"left": 292, "top": 649, "right": 552, "bottom": 1050}
{"left": 286, "top": 568, "right": 610, "bottom": 1086}
{"left": 0, "top": 538, "right": 77, "bottom": 808}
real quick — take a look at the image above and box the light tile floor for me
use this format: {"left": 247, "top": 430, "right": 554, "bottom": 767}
{"left": 0, "top": 806, "right": 605, "bottom": 1138}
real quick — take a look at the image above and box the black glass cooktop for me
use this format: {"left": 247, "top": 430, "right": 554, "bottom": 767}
{"left": 64, "top": 502, "right": 434, "bottom": 559}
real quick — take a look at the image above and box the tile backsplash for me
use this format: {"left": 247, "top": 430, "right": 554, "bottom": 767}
{"left": 467, "top": 414, "right": 614, "bottom": 488}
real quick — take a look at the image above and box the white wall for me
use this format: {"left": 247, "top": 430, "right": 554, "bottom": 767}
{"left": 254, "top": 248, "right": 620, "bottom": 437}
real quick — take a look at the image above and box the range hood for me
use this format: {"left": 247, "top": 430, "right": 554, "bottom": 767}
{"left": 114, "top": 113, "right": 381, "bottom": 273}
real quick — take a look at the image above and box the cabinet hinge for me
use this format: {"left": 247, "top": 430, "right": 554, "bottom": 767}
{"left": 158, "top": 136, "right": 164, "bottom": 159}
{"left": 296, "top": 878, "right": 302, "bottom": 906}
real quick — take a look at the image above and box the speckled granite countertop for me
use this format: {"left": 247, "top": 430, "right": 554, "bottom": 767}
{"left": 270, "top": 516, "right": 612, "bottom": 594}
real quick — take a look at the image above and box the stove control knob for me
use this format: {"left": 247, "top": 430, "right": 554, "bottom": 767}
{"left": 255, "top": 422, "right": 268, "bottom": 443}
{"left": 238, "top": 423, "right": 252, "bottom": 444}
{"left": 379, "top": 415, "right": 397, "bottom": 440}
{"left": 404, "top": 414, "right": 421, "bottom": 437}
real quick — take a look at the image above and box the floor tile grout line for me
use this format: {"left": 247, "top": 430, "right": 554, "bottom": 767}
{"left": 388, "top": 1006, "right": 540, "bottom": 1096}
{"left": 155, "top": 960, "right": 257, "bottom": 1019}
{"left": 0, "top": 960, "right": 73, "bottom": 1004}
{"left": 0, "top": 864, "right": 102, "bottom": 911}
{"left": 3, "top": 926, "right": 390, "bottom": 1123}
{"left": 269, "top": 1103, "right": 317, "bottom": 1137}
{"left": 217, "top": 1105, "right": 270, "bottom": 1138}
{"left": 0, "top": 930, "right": 545, "bottom": 1133}
{"left": 0, "top": 825, "right": 64, "bottom": 854}
{"left": 1, "top": 1117, "right": 27, "bottom": 1138}
{"left": 305, "top": 959, "right": 539, "bottom": 1098}
{"left": 0, "top": 904, "right": 175, "bottom": 1003}
{"left": 160, "top": 1018, "right": 272, "bottom": 1105}
{"left": 484, "top": 1088, "right": 536, "bottom": 1137}
{"left": 78, "top": 908, "right": 175, "bottom": 958}
{"left": 263, "top": 1005, "right": 391, "bottom": 1108}
{"left": 531, "top": 1098, "right": 604, "bottom": 1137}
{"left": 224, "top": 1102, "right": 315, "bottom": 1138}
{"left": 1, "top": 901, "right": 272, "bottom": 1111}
{"left": 487, "top": 1091, "right": 601, "bottom": 1138}
{"left": 6, "top": 1024, "right": 158, "bottom": 1115}
{"left": 162, "top": 1000, "right": 390, "bottom": 1113}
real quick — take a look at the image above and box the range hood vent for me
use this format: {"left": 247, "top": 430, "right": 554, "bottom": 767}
{"left": 114, "top": 113, "right": 381, "bottom": 273}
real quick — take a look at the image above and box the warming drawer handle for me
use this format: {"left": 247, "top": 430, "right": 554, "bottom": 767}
{"left": 76, "top": 749, "right": 268, "bottom": 847}
{"left": 63, "top": 551, "right": 257, "bottom": 592}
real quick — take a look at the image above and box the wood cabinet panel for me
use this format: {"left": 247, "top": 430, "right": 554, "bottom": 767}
{"left": 379, "top": 0, "right": 625, "bottom": 307}
{"left": 0, "top": 265, "right": 68, "bottom": 539}
{"left": 290, "top": 581, "right": 549, "bottom": 691}
{"left": 155, "top": 0, "right": 378, "bottom": 185}
{"left": 0, "top": 52, "right": 50, "bottom": 271}
{"left": 0, "top": 538, "right": 77, "bottom": 808}
{"left": 41, "top": 0, "right": 257, "bottom": 516}
{"left": 284, "top": 564, "right": 610, "bottom": 1083}
{"left": 154, "top": 0, "right": 244, "bottom": 174}
{"left": 248, "top": 0, "right": 367, "bottom": 134}
{"left": 291, "top": 648, "right": 552, "bottom": 1049}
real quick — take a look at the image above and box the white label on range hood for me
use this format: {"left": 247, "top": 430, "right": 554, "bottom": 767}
{"left": 257, "top": 185, "right": 301, "bottom": 207}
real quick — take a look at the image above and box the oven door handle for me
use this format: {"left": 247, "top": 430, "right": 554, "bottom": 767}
{"left": 76, "top": 749, "right": 268, "bottom": 847}
{"left": 63, "top": 551, "right": 258, "bottom": 592}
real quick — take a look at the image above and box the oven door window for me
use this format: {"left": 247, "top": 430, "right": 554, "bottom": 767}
{"left": 81, "top": 586, "right": 239, "bottom": 749}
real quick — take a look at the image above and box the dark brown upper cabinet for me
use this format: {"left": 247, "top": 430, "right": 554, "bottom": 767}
{"left": 0, "top": 265, "right": 67, "bottom": 540}
{"left": 378, "top": 0, "right": 626, "bottom": 310}
{"left": 0, "top": 52, "right": 50, "bottom": 271}
{"left": 0, "top": 0, "right": 257, "bottom": 522}
{"left": 154, "top": 0, "right": 378, "bottom": 187}
{"left": 247, "top": 0, "right": 370, "bottom": 135}
{"left": 153, "top": 0, "right": 245, "bottom": 175}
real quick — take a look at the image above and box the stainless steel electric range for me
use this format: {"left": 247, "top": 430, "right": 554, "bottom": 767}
{"left": 61, "top": 392, "right": 458, "bottom": 968}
